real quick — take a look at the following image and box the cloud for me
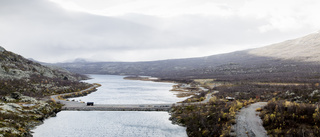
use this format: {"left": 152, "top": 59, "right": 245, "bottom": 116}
{"left": 49, "top": 0, "right": 243, "bottom": 17}
{"left": 0, "top": 0, "right": 319, "bottom": 63}
{"left": 239, "top": 0, "right": 320, "bottom": 32}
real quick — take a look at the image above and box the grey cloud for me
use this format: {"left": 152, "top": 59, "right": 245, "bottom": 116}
{"left": 0, "top": 0, "right": 316, "bottom": 63}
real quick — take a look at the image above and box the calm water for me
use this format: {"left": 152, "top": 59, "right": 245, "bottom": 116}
{"left": 32, "top": 75, "right": 187, "bottom": 137}
{"left": 70, "top": 75, "right": 188, "bottom": 104}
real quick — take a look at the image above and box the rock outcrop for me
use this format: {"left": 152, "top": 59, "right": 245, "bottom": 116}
{"left": 0, "top": 46, "right": 91, "bottom": 136}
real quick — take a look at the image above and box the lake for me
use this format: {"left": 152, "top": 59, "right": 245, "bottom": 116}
{"left": 68, "top": 74, "right": 188, "bottom": 104}
{"left": 32, "top": 75, "right": 188, "bottom": 137}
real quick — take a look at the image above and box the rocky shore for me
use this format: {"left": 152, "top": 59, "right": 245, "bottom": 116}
{"left": 0, "top": 84, "right": 101, "bottom": 136}
{"left": 0, "top": 92, "right": 62, "bottom": 137}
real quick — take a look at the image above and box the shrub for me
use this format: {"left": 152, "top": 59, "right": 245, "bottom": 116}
{"left": 260, "top": 100, "right": 320, "bottom": 136}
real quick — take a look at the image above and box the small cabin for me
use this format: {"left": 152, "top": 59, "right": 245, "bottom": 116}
{"left": 87, "top": 102, "right": 94, "bottom": 106}
{"left": 226, "top": 97, "right": 235, "bottom": 101}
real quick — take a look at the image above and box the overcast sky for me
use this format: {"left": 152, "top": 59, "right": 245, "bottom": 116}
{"left": 1, "top": 0, "right": 320, "bottom": 63}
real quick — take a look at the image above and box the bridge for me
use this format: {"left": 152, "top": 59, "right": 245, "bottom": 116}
{"left": 51, "top": 85, "right": 215, "bottom": 112}
{"left": 62, "top": 103, "right": 174, "bottom": 111}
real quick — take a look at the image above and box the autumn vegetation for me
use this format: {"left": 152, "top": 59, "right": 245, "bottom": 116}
{"left": 0, "top": 75, "right": 92, "bottom": 97}
{"left": 260, "top": 100, "right": 320, "bottom": 136}
{"left": 58, "top": 83, "right": 101, "bottom": 100}
{"left": 170, "top": 98, "right": 256, "bottom": 136}
{"left": 169, "top": 75, "right": 320, "bottom": 136}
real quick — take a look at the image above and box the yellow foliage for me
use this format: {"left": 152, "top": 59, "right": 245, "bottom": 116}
{"left": 18, "top": 127, "right": 26, "bottom": 132}
{"left": 284, "top": 101, "right": 292, "bottom": 107}
{"left": 292, "top": 113, "right": 296, "bottom": 119}
{"left": 270, "top": 114, "right": 276, "bottom": 121}
{"left": 243, "top": 101, "right": 248, "bottom": 106}
{"left": 236, "top": 100, "right": 243, "bottom": 110}
{"left": 313, "top": 112, "right": 320, "bottom": 121}
{"left": 264, "top": 114, "right": 270, "bottom": 124}
{"left": 229, "top": 107, "right": 235, "bottom": 113}
{"left": 256, "top": 108, "right": 262, "bottom": 112}
{"left": 50, "top": 98, "right": 56, "bottom": 103}
{"left": 248, "top": 98, "right": 255, "bottom": 103}
{"left": 273, "top": 128, "right": 282, "bottom": 134}
{"left": 202, "top": 129, "right": 209, "bottom": 136}
{"left": 209, "top": 96, "right": 217, "bottom": 103}
{"left": 222, "top": 113, "right": 228, "bottom": 119}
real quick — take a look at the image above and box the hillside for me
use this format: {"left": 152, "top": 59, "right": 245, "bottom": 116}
{"left": 0, "top": 46, "right": 91, "bottom": 97}
{"left": 0, "top": 46, "right": 93, "bottom": 136}
{"left": 0, "top": 46, "right": 84, "bottom": 81}
{"left": 249, "top": 32, "right": 320, "bottom": 62}
{"left": 55, "top": 32, "right": 320, "bottom": 82}
{"left": 51, "top": 32, "right": 320, "bottom": 137}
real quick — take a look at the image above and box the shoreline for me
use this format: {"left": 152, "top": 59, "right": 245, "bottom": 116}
{"left": 123, "top": 76, "right": 210, "bottom": 100}
{"left": 123, "top": 76, "right": 177, "bottom": 83}
{"left": 28, "top": 84, "right": 101, "bottom": 136}
{"left": 31, "top": 75, "right": 214, "bottom": 136}
{"left": 50, "top": 83, "right": 101, "bottom": 108}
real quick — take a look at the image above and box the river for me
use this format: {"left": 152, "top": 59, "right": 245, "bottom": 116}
{"left": 32, "top": 75, "right": 188, "bottom": 137}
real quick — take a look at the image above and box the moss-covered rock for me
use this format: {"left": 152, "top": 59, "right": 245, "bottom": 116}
{"left": 0, "top": 94, "right": 62, "bottom": 136}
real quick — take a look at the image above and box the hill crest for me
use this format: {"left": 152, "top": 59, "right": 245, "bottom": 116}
{"left": 248, "top": 32, "right": 320, "bottom": 62}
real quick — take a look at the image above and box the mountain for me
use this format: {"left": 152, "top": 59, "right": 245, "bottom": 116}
{"left": 54, "top": 32, "right": 320, "bottom": 82}
{"left": 0, "top": 46, "right": 90, "bottom": 97}
{"left": 0, "top": 46, "right": 86, "bottom": 81}
{"left": 249, "top": 32, "right": 320, "bottom": 62}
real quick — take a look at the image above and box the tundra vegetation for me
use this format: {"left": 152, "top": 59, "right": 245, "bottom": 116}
{"left": 170, "top": 98, "right": 256, "bottom": 136}
{"left": 0, "top": 92, "right": 62, "bottom": 136}
{"left": 169, "top": 76, "right": 320, "bottom": 136}
{"left": 260, "top": 100, "right": 320, "bottom": 136}
{"left": 57, "top": 83, "right": 101, "bottom": 100}
{"left": 53, "top": 32, "right": 320, "bottom": 137}
{"left": 0, "top": 47, "right": 92, "bottom": 136}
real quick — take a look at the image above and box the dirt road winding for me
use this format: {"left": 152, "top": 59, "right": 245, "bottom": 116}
{"left": 235, "top": 102, "right": 268, "bottom": 137}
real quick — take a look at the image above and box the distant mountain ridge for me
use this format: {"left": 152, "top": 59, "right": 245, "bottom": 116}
{"left": 54, "top": 32, "right": 320, "bottom": 82}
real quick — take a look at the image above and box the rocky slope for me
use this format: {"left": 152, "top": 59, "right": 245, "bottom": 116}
{"left": 0, "top": 46, "right": 91, "bottom": 97}
{"left": 249, "top": 32, "right": 320, "bottom": 62}
{"left": 0, "top": 46, "right": 84, "bottom": 81}
{"left": 0, "top": 46, "right": 91, "bottom": 136}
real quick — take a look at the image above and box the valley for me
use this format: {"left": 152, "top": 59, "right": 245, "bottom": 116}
{"left": 1, "top": 32, "right": 320, "bottom": 136}
{"left": 2, "top": 0, "right": 320, "bottom": 136}
{"left": 53, "top": 32, "right": 320, "bottom": 136}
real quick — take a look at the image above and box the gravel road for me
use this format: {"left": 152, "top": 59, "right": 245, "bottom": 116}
{"left": 234, "top": 102, "right": 268, "bottom": 137}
